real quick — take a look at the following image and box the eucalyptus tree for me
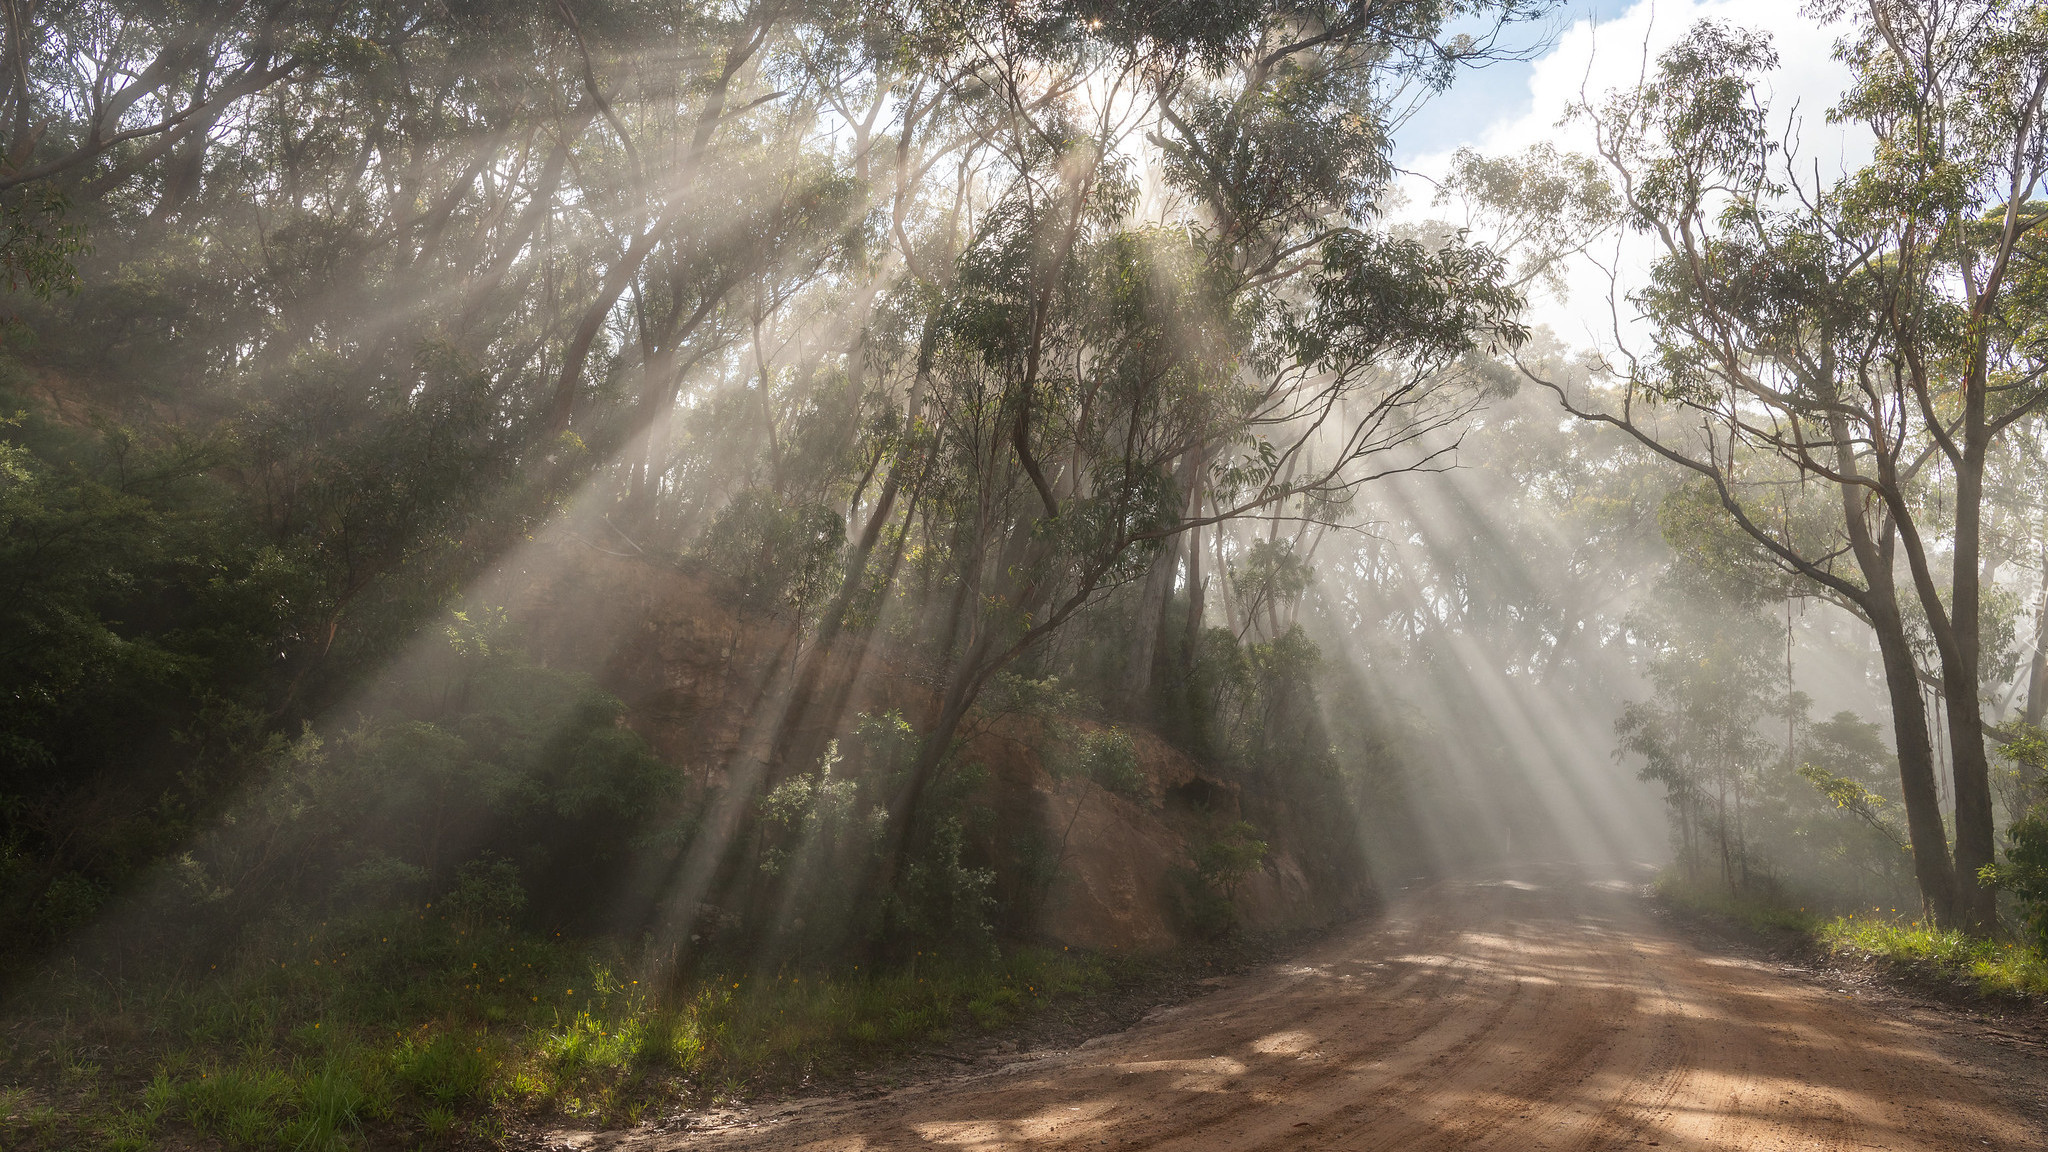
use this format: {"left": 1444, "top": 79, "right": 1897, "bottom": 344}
{"left": 1527, "top": 5, "right": 2048, "bottom": 927}
{"left": 0, "top": 0, "right": 1536, "bottom": 950}
{"left": 866, "top": 5, "right": 1533, "bottom": 874}
{"left": 656, "top": 0, "right": 1532, "bottom": 844}
{"left": 0, "top": 0, "right": 889, "bottom": 937}
{"left": 0, "top": 0, "right": 334, "bottom": 185}
{"left": 1617, "top": 574, "right": 1784, "bottom": 890}
{"left": 2007, "top": 420, "right": 2048, "bottom": 729}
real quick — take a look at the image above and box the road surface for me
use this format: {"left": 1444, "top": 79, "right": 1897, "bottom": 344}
{"left": 560, "top": 871, "right": 2046, "bottom": 1151}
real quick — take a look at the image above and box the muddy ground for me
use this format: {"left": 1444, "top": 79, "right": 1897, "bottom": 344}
{"left": 540, "top": 867, "right": 2048, "bottom": 1151}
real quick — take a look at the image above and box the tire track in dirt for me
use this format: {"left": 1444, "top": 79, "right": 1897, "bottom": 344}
{"left": 557, "top": 869, "right": 2046, "bottom": 1152}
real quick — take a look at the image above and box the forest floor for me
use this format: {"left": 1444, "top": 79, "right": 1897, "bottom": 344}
{"left": 537, "top": 865, "right": 2048, "bottom": 1152}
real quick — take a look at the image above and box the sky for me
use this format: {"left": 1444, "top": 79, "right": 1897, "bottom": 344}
{"left": 1391, "top": 0, "right": 1868, "bottom": 345}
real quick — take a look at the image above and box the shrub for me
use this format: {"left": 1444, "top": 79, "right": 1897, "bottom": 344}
{"left": 1195, "top": 821, "right": 1268, "bottom": 906}
{"left": 442, "top": 856, "right": 527, "bottom": 931}
{"left": 1080, "top": 727, "right": 1146, "bottom": 799}
{"left": 884, "top": 816, "right": 996, "bottom": 956}
{"left": 163, "top": 612, "right": 677, "bottom": 938}
{"left": 1981, "top": 804, "right": 2048, "bottom": 951}
{"left": 1983, "top": 727, "right": 2048, "bottom": 950}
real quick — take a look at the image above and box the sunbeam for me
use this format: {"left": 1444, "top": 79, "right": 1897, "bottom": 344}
{"left": 2, "top": 0, "right": 2045, "bottom": 1147}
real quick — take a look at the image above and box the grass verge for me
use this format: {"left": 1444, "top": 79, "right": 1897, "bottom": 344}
{"left": 1654, "top": 874, "right": 2048, "bottom": 1000}
{"left": 0, "top": 910, "right": 1133, "bottom": 1150}
{"left": 1817, "top": 914, "right": 2048, "bottom": 998}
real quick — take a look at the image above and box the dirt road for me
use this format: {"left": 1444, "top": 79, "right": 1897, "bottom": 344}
{"left": 564, "top": 872, "right": 2046, "bottom": 1151}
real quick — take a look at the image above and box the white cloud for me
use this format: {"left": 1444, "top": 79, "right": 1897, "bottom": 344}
{"left": 1398, "top": 0, "right": 1870, "bottom": 350}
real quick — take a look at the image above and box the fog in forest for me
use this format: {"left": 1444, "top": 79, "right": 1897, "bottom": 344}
{"left": 0, "top": 0, "right": 2043, "bottom": 1146}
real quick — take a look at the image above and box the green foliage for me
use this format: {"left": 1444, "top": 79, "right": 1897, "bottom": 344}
{"left": 1573, "top": 3, "right": 2048, "bottom": 932}
{"left": 1617, "top": 573, "right": 1783, "bottom": 889}
{"left": 1288, "top": 229, "right": 1526, "bottom": 371}
{"left": 1797, "top": 760, "right": 1905, "bottom": 850}
{"left": 883, "top": 816, "right": 997, "bottom": 958}
{"left": 692, "top": 490, "right": 845, "bottom": 622}
{"left": 442, "top": 857, "right": 529, "bottom": 932}
{"left": 1049, "top": 725, "right": 1145, "bottom": 799}
{"left": 751, "top": 741, "right": 887, "bottom": 953}
{"left": 155, "top": 610, "right": 677, "bottom": 939}
{"left": 0, "top": 910, "right": 1121, "bottom": 1149}
{"left": 1435, "top": 143, "right": 1617, "bottom": 295}
{"left": 1228, "top": 540, "right": 1313, "bottom": 631}
{"left": 0, "top": 9, "right": 1526, "bottom": 1113}
{"left": 1166, "top": 622, "right": 1326, "bottom": 771}
{"left": 162, "top": 1052, "right": 380, "bottom": 1152}
{"left": 1662, "top": 868, "right": 2048, "bottom": 1001}
{"left": 1981, "top": 810, "right": 2048, "bottom": 952}
{"left": 758, "top": 750, "right": 872, "bottom": 879}
{"left": 1765, "top": 709, "right": 1919, "bottom": 907}
{"left": 391, "top": 1031, "right": 494, "bottom": 1107}
{"left": 0, "top": 0, "right": 1524, "bottom": 981}
{"left": 1195, "top": 822, "right": 1268, "bottom": 905}
{"left": 1179, "top": 820, "right": 1269, "bottom": 937}
{"left": 1623, "top": 575, "right": 1916, "bottom": 910}
{"left": 0, "top": 328, "right": 551, "bottom": 963}
{"left": 1981, "top": 725, "right": 2048, "bottom": 949}
{"left": 1820, "top": 914, "right": 2048, "bottom": 999}
{"left": 0, "top": 398, "right": 283, "bottom": 953}
{"left": 0, "top": 186, "right": 87, "bottom": 300}
{"left": 289, "top": 1059, "right": 378, "bottom": 1152}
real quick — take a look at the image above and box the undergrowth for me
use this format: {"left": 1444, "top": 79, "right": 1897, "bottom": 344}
{"left": 1656, "top": 873, "right": 2048, "bottom": 999}
{"left": 1652, "top": 874, "right": 1820, "bottom": 935}
{"left": 1817, "top": 914, "right": 2048, "bottom": 998}
{"left": 0, "top": 910, "right": 1122, "bottom": 1150}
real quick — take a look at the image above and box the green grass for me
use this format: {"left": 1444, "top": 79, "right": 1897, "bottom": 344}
{"left": 0, "top": 911, "right": 1124, "bottom": 1150}
{"left": 1656, "top": 874, "right": 2048, "bottom": 1000}
{"left": 1818, "top": 913, "right": 2048, "bottom": 998}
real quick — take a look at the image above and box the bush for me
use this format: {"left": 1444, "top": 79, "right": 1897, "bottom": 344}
{"left": 884, "top": 816, "right": 996, "bottom": 956}
{"left": 162, "top": 611, "right": 678, "bottom": 939}
{"left": 442, "top": 857, "right": 527, "bottom": 931}
{"left": 1983, "top": 727, "right": 2048, "bottom": 950}
{"left": 1052, "top": 725, "right": 1145, "bottom": 799}
{"left": 1178, "top": 821, "right": 1268, "bottom": 937}
{"left": 1981, "top": 803, "right": 2048, "bottom": 951}
{"left": 1195, "top": 821, "right": 1268, "bottom": 905}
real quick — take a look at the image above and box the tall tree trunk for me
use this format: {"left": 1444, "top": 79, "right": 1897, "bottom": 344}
{"left": 2026, "top": 544, "right": 2047, "bottom": 729}
{"left": 879, "top": 519, "right": 1073, "bottom": 890}
{"left": 1830, "top": 413, "right": 1959, "bottom": 926}
{"left": 1120, "top": 542, "right": 1177, "bottom": 713}
{"left": 867, "top": 623, "right": 996, "bottom": 898}
{"left": 1183, "top": 520, "right": 1205, "bottom": 673}
{"left": 1127, "top": 451, "right": 1218, "bottom": 702}
{"left": 762, "top": 318, "right": 935, "bottom": 778}
{"left": 1213, "top": 521, "right": 1239, "bottom": 637}
{"left": 1121, "top": 455, "right": 1194, "bottom": 713}
{"left": 786, "top": 467, "right": 927, "bottom": 776}
{"left": 1942, "top": 427, "right": 1998, "bottom": 929}
{"left": 1871, "top": 594, "right": 1958, "bottom": 926}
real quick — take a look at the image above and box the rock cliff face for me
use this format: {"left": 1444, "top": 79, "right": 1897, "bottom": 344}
{"left": 499, "top": 543, "right": 1371, "bottom": 951}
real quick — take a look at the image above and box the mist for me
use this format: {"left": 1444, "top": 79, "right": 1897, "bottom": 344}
{"left": 1, "top": 0, "right": 2045, "bottom": 1147}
